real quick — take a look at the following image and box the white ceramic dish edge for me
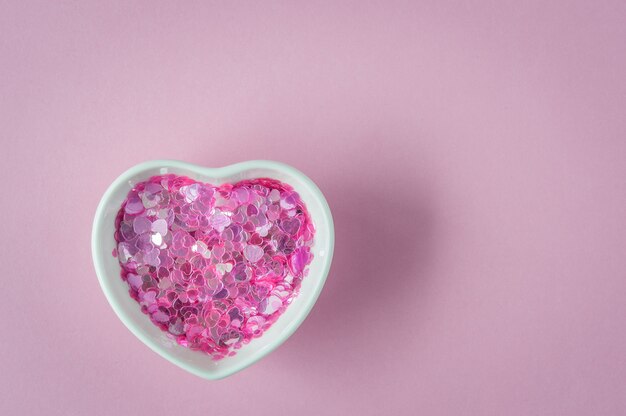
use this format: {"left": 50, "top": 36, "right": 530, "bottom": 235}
{"left": 91, "top": 160, "right": 334, "bottom": 380}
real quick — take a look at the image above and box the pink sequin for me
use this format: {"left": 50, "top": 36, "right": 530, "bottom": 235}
{"left": 114, "top": 175, "right": 315, "bottom": 360}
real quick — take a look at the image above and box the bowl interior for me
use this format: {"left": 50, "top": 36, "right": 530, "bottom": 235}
{"left": 92, "top": 160, "right": 334, "bottom": 379}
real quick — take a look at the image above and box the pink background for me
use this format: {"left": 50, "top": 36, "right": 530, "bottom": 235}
{"left": 1, "top": 1, "right": 625, "bottom": 414}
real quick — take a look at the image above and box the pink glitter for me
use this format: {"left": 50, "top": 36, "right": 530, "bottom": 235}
{"left": 114, "top": 175, "right": 315, "bottom": 360}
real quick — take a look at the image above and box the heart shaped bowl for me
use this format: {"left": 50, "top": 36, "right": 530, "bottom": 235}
{"left": 92, "top": 160, "right": 334, "bottom": 379}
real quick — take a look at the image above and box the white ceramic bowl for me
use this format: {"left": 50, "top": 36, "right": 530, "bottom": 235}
{"left": 91, "top": 160, "right": 334, "bottom": 379}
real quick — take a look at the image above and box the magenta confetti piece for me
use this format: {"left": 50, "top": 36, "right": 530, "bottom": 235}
{"left": 114, "top": 175, "right": 315, "bottom": 360}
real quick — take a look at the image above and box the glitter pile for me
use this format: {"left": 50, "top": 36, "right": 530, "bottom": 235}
{"left": 113, "top": 174, "right": 315, "bottom": 360}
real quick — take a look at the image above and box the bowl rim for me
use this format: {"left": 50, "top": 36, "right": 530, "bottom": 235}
{"left": 91, "top": 159, "right": 335, "bottom": 379}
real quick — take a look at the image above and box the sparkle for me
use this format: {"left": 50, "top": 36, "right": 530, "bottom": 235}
{"left": 114, "top": 174, "right": 315, "bottom": 360}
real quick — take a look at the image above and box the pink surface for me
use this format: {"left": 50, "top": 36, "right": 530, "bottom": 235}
{"left": 1, "top": 1, "right": 625, "bottom": 414}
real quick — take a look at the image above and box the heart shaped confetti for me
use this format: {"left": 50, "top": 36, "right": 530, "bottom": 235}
{"left": 113, "top": 174, "right": 315, "bottom": 360}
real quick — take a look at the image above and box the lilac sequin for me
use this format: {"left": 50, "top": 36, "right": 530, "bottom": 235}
{"left": 114, "top": 175, "right": 315, "bottom": 360}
